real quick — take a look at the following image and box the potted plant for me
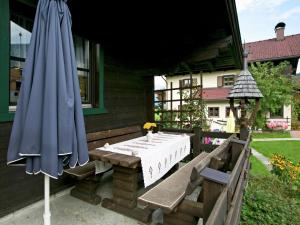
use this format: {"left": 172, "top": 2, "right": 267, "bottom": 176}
{"left": 143, "top": 122, "right": 157, "bottom": 142}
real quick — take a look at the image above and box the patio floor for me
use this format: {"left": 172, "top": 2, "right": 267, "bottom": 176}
{"left": 0, "top": 171, "right": 147, "bottom": 225}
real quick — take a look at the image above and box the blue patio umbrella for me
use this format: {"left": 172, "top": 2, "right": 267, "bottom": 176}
{"left": 7, "top": 0, "right": 89, "bottom": 224}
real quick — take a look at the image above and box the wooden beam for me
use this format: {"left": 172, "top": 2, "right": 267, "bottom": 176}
{"left": 186, "top": 36, "right": 233, "bottom": 64}
{"left": 177, "top": 199, "right": 204, "bottom": 218}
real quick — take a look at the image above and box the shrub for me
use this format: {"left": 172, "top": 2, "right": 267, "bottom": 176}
{"left": 270, "top": 154, "right": 300, "bottom": 196}
{"left": 241, "top": 175, "right": 300, "bottom": 225}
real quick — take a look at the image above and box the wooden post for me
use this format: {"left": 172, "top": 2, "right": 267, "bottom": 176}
{"left": 239, "top": 99, "right": 249, "bottom": 141}
{"left": 193, "top": 127, "right": 202, "bottom": 157}
{"left": 145, "top": 76, "right": 154, "bottom": 123}
{"left": 189, "top": 72, "right": 193, "bottom": 130}
{"left": 202, "top": 179, "right": 225, "bottom": 224}
{"left": 180, "top": 84, "right": 183, "bottom": 130}
{"left": 161, "top": 90, "right": 164, "bottom": 128}
{"left": 170, "top": 82, "right": 173, "bottom": 128}
{"left": 200, "top": 71, "right": 203, "bottom": 128}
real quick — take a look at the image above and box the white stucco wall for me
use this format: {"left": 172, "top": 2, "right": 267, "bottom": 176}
{"left": 164, "top": 70, "right": 240, "bottom": 110}
{"left": 204, "top": 102, "right": 240, "bottom": 131}
{"left": 166, "top": 69, "right": 240, "bottom": 89}
{"left": 164, "top": 70, "right": 239, "bottom": 114}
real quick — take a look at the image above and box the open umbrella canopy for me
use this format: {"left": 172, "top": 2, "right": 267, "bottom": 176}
{"left": 7, "top": 0, "right": 89, "bottom": 179}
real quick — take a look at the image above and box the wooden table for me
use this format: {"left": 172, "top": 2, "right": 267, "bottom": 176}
{"left": 88, "top": 132, "right": 194, "bottom": 222}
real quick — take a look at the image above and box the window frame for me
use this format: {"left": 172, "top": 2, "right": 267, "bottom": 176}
{"left": 208, "top": 107, "right": 219, "bottom": 117}
{"left": 223, "top": 75, "right": 235, "bottom": 87}
{"left": 225, "top": 107, "right": 238, "bottom": 118}
{"left": 180, "top": 78, "right": 197, "bottom": 88}
{"left": 0, "top": 0, "right": 106, "bottom": 122}
{"left": 270, "top": 106, "right": 284, "bottom": 119}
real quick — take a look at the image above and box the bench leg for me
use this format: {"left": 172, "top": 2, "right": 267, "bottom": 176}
{"left": 164, "top": 213, "right": 197, "bottom": 225}
{"left": 163, "top": 199, "right": 202, "bottom": 225}
{"left": 70, "top": 175, "right": 102, "bottom": 205}
{"left": 102, "top": 165, "right": 152, "bottom": 223}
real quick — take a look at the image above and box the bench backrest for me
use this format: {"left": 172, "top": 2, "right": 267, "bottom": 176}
{"left": 193, "top": 127, "right": 235, "bottom": 156}
{"left": 87, "top": 125, "right": 143, "bottom": 150}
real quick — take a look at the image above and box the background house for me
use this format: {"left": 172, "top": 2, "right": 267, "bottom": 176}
{"left": 245, "top": 22, "right": 300, "bottom": 130}
{"left": 165, "top": 69, "right": 241, "bottom": 130}
{"left": 164, "top": 22, "right": 300, "bottom": 131}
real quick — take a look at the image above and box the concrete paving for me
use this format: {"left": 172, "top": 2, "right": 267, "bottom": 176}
{"left": 251, "top": 148, "right": 272, "bottom": 171}
{"left": 290, "top": 131, "right": 300, "bottom": 138}
{"left": 0, "top": 171, "right": 146, "bottom": 225}
{"left": 0, "top": 163, "right": 201, "bottom": 225}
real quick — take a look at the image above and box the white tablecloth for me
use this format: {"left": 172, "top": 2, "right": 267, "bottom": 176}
{"left": 96, "top": 132, "right": 190, "bottom": 187}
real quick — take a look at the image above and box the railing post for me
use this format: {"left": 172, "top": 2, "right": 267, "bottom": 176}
{"left": 170, "top": 82, "right": 173, "bottom": 128}
{"left": 193, "top": 127, "right": 202, "bottom": 158}
{"left": 201, "top": 167, "right": 230, "bottom": 224}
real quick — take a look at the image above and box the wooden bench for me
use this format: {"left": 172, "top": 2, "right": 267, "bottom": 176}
{"left": 138, "top": 133, "right": 251, "bottom": 225}
{"left": 64, "top": 125, "right": 143, "bottom": 204}
{"left": 87, "top": 130, "right": 195, "bottom": 222}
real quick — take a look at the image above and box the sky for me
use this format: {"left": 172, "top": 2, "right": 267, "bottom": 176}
{"left": 236, "top": 0, "right": 300, "bottom": 42}
{"left": 155, "top": 0, "right": 300, "bottom": 89}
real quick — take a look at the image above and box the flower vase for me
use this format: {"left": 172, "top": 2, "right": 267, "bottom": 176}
{"left": 146, "top": 130, "right": 153, "bottom": 142}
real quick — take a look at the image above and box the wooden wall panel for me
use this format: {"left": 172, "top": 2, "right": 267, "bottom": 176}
{"left": 0, "top": 66, "right": 154, "bottom": 217}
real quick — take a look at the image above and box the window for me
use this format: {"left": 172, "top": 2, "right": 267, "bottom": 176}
{"left": 223, "top": 75, "right": 235, "bottom": 86}
{"left": 9, "top": 17, "right": 96, "bottom": 107}
{"left": 9, "top": 14, "right": 33, "bottom": 106}
{"left": 217, "top": 75, "right": 235, "bottom": 87}
{"left": 180, "top": 78, "right": 197, "bottom": 88}
{"left": 0, "top": 3, "right": 105, "bottom": 122}
{"left": 74, "top": 36, "right": 92, "bottom": 105}
{"left": 270, "top": 107, "right": 283, "bottom": 118}
{"left": 208, "top": 107, "right": 219, "bottom": 117}
{"left": 226, "top": 107, "right": 238, "bottom": 117}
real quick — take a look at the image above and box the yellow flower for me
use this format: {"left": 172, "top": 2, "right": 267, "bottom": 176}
{"left": 143, "top": 122, "right": 157, "bottom": 130}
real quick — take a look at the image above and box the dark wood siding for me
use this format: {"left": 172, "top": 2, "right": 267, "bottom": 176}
{"left": 0, "top": 66, "right": 154, "bottom": 217}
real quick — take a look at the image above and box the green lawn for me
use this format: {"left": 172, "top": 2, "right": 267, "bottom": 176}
{"left": 251, "top": 131, "right": 291, "bottom": 139}
{"left": 251, "top": 141, "right": 300, "bottom": 163}
{"left": 241, "top": 141, "right": 300, "bottom": 225}
{"left": 249, "top": 156, "right": 270, "bottom": 176}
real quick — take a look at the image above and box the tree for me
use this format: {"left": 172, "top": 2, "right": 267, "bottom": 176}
{"left": 291, "top": 76, "right": 300, "bottom": 128}
{"left": 180, "top": 87, "right": 208, "bottom": 129}
{"left": 249, "top": 61, "right": 294, "bottom": 129}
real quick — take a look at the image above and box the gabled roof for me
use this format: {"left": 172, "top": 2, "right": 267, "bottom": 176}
{"left": 202, "top": 88, "right": 231, "bottom": 101}
{"left": 228, "top": 69, "right": 263, "bottom": 99}
{"left": 228, "top": 50, "right": 263, "bottom": 99}
{"left": 245, "top": 34, "right": 300, "bottom": 62}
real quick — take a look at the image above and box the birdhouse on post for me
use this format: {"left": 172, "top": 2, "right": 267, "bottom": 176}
{"left": 228, "top": 49, "right": 263, "bottom": 140}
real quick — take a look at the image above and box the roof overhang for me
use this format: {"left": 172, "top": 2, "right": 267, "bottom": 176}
{"left": 12, "top": 0, "right": 243, "bottom": 75}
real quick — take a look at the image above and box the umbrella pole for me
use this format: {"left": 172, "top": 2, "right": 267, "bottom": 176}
{"left": 43, "top": 175, "right": 51, "bottom": 225}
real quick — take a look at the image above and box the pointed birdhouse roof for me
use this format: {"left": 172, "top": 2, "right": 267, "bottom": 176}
{"left": 228, "top": 50, "right": 263, "bottom": 99}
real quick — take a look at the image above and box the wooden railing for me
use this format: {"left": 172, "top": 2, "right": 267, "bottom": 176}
{"left": 204, "top": 134, "right": 250, "bottom": 225}
{"left": 192, "top": 127, "right": 236, "bottom": 157}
